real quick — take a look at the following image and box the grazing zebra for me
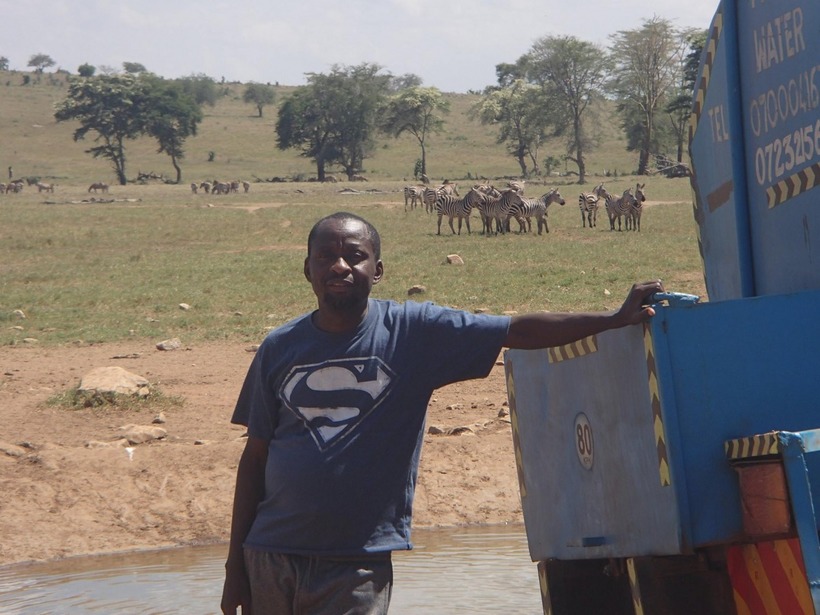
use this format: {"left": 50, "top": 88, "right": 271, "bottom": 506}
{"left": 627, "top": 183, "right": 646, "bottom": 231}
{"left": 422, "top": 186, "right": 443, "bottom": 214}
{"left": 476, "top": 189, "right": 524, "bottom": 235}
{"left": 403, "top": 185, "right": 424, "bottom": 212}
{"left": 578, "top": 183, "right": 607, "bottom": 228}
{"left": 515, "top": 189, "right": 566, "bottom": 235}
{"left": 440, "top": 181, "right": 459, "bottom": 196}
{"left": 435, "top": 188, "right": 485, "bottom": 235}
{"left": 605, "top": 188, "right": 638, "bottom": 231}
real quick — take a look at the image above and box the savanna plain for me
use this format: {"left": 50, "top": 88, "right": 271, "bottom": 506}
{"left": 0, "top": 72, "right": 706, "bottom": 569}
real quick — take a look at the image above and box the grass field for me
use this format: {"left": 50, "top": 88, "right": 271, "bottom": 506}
{"left": 0, "top": 72, "right": 705, "bottom": 347}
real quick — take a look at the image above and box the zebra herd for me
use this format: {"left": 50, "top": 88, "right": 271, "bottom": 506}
{"left": 586, "top": 182, "right": 647, "bottom": 232}
{"left": 404, "top": 181, "right": 567, "bottom": 236}
{"left": 404, "top": 180, "right": 647, "bottom": 235}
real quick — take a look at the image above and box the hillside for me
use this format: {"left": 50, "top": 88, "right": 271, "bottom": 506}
{"left": 1, "top": 70, "right": 640, "bottom": 186}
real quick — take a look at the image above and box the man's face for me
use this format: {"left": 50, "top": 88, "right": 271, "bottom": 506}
{"left": 304, "top": 218, "right": 383, "bottom": 313}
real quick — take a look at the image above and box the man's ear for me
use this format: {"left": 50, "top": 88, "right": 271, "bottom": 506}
{"left": 372, "top": 260, "right": 384, "bottom": 285}
{"left": 303, "top": 257, "right": 311, "bottom": 282}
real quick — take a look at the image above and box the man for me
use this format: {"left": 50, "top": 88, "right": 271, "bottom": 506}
{"left": 222, "top": 211, "right": 663, "bottom": 614}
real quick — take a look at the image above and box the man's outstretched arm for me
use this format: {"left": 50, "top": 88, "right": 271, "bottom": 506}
{"left": 503, "top": 280, "right": 663, "bottom": 350}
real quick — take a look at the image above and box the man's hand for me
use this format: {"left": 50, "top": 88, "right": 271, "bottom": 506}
{"left": 615, "top": 280, "right": 664, "bottom": 326}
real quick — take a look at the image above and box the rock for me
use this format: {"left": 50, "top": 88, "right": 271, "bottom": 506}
{"left": 152, "top": 412, "right": 166, "bottom": 424}
{"left": 407, "top": 285, "right": 426, "bottom": 296}
{"left": 79, "top": 366, "right": 150, "bottom": 396}
{"left": 12, "top": 309, "right": 26, "bottom": 319}
{"left": 156, "top": 337, "right": 182, "bottom": 351}
{"left": 179, "top": 303, "right": 191, "bottom": 310}
{"left": 446, "top": 254, "right": 464, "bottom": 265}
{"left": 119, "top": 424, "right": 167, "bottom": 444}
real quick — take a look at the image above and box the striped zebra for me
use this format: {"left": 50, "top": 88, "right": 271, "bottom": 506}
{"left": 514, "top": 189, "right": 566, "bottom": 235}
{"left": 626, "top": 183, "right": 646, "bottom": 231}
{"left": 578, "top": 183, "right": 607, "bottom": 228}
{"left": 403, "top": 185, "right": 424, "bottom": 212}
{"left": 422, "top": 186, "right": 443, "bottom": 214}
{"left": 476, "top": 189, "right": 525, "bottom": 235}
{"left": 435, "top": 188, "right": 486, "bottom": 235}
{"left": 507, "top": 179, "right": 525, "bottom": 194}
{"left": 605, "top": 188, "right": 638, "bottom": 231}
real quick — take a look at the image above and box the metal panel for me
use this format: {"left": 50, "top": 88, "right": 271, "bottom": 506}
{"left": 690, "top": 0, "right": 755, "bottom": 301}
{"left": 507, "top": 290, "right": 820, "bottom": 561}
{"left": 736, "top": 0, "right": 820, "bottom": 294}
{"left": 505, "top": 326, "right": 681, "bottom": 561}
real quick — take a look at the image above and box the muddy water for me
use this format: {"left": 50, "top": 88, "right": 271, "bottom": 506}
{"left": 0, "top": 525, "right": 542, "bottom": 614}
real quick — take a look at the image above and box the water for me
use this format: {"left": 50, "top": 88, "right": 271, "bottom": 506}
{"left": 0, "top": 525, "right": 543, "bottom": 614}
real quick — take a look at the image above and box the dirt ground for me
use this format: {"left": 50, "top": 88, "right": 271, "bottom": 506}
{"left": 0, "top": 341, "right": 521, "bottom": 568}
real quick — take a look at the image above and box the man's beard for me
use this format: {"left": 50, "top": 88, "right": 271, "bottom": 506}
{"left": 323, "top": 292, "right": 362, "bottom": 311}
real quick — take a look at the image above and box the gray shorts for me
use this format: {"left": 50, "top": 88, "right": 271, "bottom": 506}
{"left": 243, "top": 547, "right": 393, "bottom": 615}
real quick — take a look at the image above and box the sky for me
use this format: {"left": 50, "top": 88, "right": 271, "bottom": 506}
{"left": 1, "top": 0, "right": 719, "bottom": 94}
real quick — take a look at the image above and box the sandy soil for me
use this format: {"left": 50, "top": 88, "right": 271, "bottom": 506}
{"left": 0, "top": 341, "right": 521, "bottom": 568}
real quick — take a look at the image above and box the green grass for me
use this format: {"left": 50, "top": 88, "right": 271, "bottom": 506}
{"left": 0, "top": 72, "right": 705, "bottom": 348}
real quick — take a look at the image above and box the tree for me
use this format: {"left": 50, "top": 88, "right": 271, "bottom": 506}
{"left": 665, "top": 29, "right": 707, "bottom": 165}
{"left": 54, "top": 74, "right": 203, "bottom": 185}
{"left": 142, "top": 78, "right": 203, "bottom": 183}
{"left": 609, "top": 16, "right": 682, "bottom": 175}
{"left": 470, "top": 79, "right": 549, "bottom": 178}
{"left": 381, "top": 86, "right": 449, "bottom": 178}
{"left": 77, "top": 63, "right": 96, "bottom": 77}
{"left": 28, "top": 53, "right": 56, "bottom": 73}
{"left": 55, "top": 75, "right": 147, "bottom": 185}
{"left": 122, "top": 62, "right": 148, "bottom": 74}
{"left": 525, "top": 35, "right": 610, "bottom": 184}
{"left": 276, "top": 63, "right": 392, "bottom": 180}
{"left": 177, "top": 73, "right": 219, "bottom": 107}
{"left": 0, "top": 57, "right": 9, "bottom": 71}
{"left": 242, "top": 83, "right": 276, "bottom": 117}
{"left": 389, "top": 73, "right": 423, "bottom": 92}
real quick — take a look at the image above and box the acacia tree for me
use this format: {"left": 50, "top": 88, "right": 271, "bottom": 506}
{"left": 276, "top": 63, "right": 392, "bottom": 180}
{"left": 609, "top": 16, "right": 682, "bottom": 175}
{"left": 28, "top": 53, "right": 55, "bottom": 72}
{"left": 471, "top": 79, "right": 549, "bottom": 178}
{"left": 143, "top": 78, "right": 203, "bottom": 183}
{"left": 55, "top": 74, "right": 203, "bottom": 184}
{"left": 54, "top": 74, "right": 147, "bottom": 185}
{"left": 381, "top": 86, "right": 449, "bottom": 178}
{"left": 0, "top": 57, "right": 9, "bottom": 71}
{"left": 243, "top": 83, "right": 276, "bottom": 117}
{"left": 525, "top": 35, "right": 609, "bottom": 184}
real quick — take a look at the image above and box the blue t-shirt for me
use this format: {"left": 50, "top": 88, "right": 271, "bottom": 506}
{"left": 232, "top": 298, "right": 510, "bottom": 556}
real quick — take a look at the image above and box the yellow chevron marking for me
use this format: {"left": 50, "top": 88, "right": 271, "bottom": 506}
{"left": 627, "top": 558, "right": 644, "bottom": 615}
{"left": 766, "top": 163, "right": 820, "bottom": 208}
{"left": 644, "top": 324, "right": 671, "bottom": 486}
{"left": 506, "top": 368, "right": 527, "bottom": 499}
{"left": 774, "top": 540, "right": 815, "bottom": 611}
{"left": 548, "top": 335, "right": 598, "bottom": 364}
{"left": 725, "top": 432, "right": 779, "bottom": 460}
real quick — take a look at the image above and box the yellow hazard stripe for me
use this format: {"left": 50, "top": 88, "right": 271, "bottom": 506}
{"left": 548, "top": 335, "right": 598, "bottom": 364}
{"left": 766, "top": 162, "right": 820, "bottom": 208}
{"left": 627, "top": 558, "right": 645, "bottom": 615}
{"left": 689, "top": 7, "right": 723, "bottom": 140}
{"left": 505, "top": 364, "right": 527, "bottom": 499}
{"left": 725, "top": 432, "right": 780, "bottom": 460}
{"left": 537, "top": 561, "right": 552, "bottom": 615}
{"left": 643, "top": 323, "right": 670, "bottom": 486}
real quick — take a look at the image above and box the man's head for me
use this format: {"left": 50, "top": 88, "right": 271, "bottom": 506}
{"left": 304, "top": 212, "right": 383, "bottom": 327}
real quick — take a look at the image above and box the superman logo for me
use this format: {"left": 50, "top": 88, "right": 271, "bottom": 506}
{"left": 279, "top": 356, "right": 396, "bottom": 451}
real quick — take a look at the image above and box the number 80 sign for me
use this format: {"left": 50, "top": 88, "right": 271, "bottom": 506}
{"left": 574, "top": 413, "right": 594, "bottom": 470}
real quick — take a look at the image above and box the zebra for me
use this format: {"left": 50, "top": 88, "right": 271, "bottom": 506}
{"left": 507, "top": 179, "right": 525, "bottom": 194}
{"left": 422, "top": 186, "right": 443, "bottom": 214}
{"left": 515, "top": 189, "right": 566, "bottom": 235}
{"left": 605, "top": 188, "right": 637, "bottom": 231}
{"left": 578, "top": 183, "right": 607, "bottom": 228}
{"left": 627, "top": 183, "right": 646, "bottom": 231}
{"left": 435, "top": 188, "right": 486, "bottom": 235}
{"left": 403, "top": 185, "right": 424, "bottom": 212}
{"left": 476, "top": 189, "right": 524, "bottom": 235}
